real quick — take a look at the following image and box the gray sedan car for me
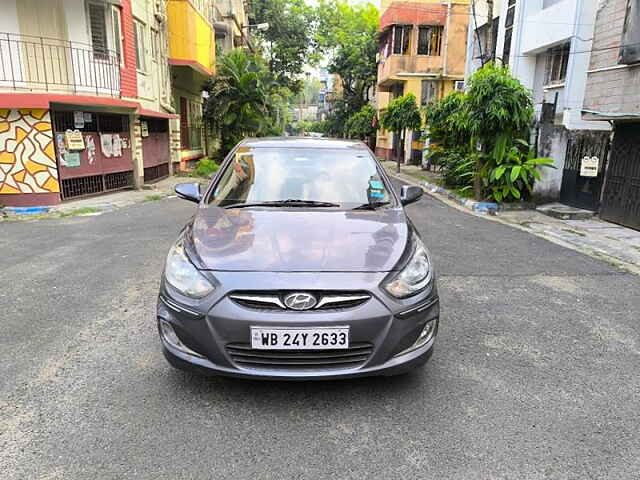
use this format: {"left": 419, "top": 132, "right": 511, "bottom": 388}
{"left": 157, "top": 137, "right": 439, "bottom": 379}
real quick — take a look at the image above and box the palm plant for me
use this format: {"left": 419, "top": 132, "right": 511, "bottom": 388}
{"left": 204, "top": 49, "right": 278, "bottom": 155}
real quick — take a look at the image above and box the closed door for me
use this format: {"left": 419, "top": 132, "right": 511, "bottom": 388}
{"left": 600, "top": 124, "right": 640, "bottom": 230}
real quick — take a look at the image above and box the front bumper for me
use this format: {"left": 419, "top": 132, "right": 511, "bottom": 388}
{"left": 157, "top": 271, "right": 439, "bottom": 380}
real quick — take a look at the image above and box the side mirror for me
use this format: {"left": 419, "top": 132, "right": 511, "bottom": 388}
{"left": 175, "top": 183, "right": 202, "bottom": 203}
{"left": 400, "top": 185, "right": 423, "bottom": 206}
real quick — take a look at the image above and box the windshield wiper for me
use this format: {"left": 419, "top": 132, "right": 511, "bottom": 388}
{"left": 352, "top": 201, "right": 391, "bottom": 210}
{"left": 223, "top": 199, "right": 340, "bottom": 209}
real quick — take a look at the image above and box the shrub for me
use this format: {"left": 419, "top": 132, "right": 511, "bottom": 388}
{"left": 193, "top": 158, "right": 220, "bottom": 178}
{"left": 439, "top": 148, "right": 475, "bottom": 191}
{"left": 481, "top": 139, "right": 554, "bottom": 202}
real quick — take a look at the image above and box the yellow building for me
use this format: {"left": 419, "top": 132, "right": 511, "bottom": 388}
{"left": 375, "top": 0, "right": 470, "bottom": 163}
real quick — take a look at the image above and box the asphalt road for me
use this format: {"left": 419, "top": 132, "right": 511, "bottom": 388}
{"left": 2, "top": 179, "right": 639, "bottom": 479}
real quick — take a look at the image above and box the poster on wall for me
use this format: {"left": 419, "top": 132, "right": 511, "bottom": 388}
{"left": 65, "top": 130, "right": 85, "bottom": 150}
{"left": 140, "top": 121, "right": 149, "bottom": 137}
{"left": 100, "top": 134, "right": 113, "bottom": 158}
{"left": 85, "top": 135, "right": 96, "bottom": 164}
{"left": 74, "top": 111, "right": 84, "bottom": 129}
{"left": 580, "top": 156, "right": 599, "bottom": 177}
{"left": 63, "top": 152, "right": 81, "bottom": 167}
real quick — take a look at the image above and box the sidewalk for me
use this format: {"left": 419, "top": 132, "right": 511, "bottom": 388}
{"left": 1, "top": 175, "right": 208, "bottom": 220}
{"left": 383, "top": 161, "right": 640, "bottom": 275}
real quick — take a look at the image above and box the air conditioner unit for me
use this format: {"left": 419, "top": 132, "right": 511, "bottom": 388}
{"left": 454, "top": 80, "right": 465, "bottom": 92}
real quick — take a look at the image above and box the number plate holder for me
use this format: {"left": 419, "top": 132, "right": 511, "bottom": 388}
{"left": 250, "top": 326, "right": 350, "bottom": 350}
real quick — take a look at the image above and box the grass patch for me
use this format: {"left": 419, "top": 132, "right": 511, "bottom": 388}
{"left": 562, "top": 228, "right": 586, "bottom": 237}
{"left": 144, "top": 194, "right": 164, "bottom": 202}
{"left": 58, "top": 206, "right": 103, "bottom": 218}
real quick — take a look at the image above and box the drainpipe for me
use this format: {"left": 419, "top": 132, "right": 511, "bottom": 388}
{"left": 442, "top": 1, "right": 452, "bottom": 80}
{"left": 563, "top": 0, "right": 584, "bottom": 129}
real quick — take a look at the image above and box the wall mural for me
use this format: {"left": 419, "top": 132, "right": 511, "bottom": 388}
{"left": 0, "top": 109, "right": 60, "bottom": 195}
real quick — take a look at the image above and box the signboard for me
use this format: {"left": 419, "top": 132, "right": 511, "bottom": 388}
{"left": 65, "top": 130, "right": 85, "bottom": 150}
{"left": 140, "top": 121, "right": 149, "bottom": 137}
{"left": 74, "top": 111, "right": 84, "bottom": 129}
{"left": 580, "top": 156, "right": 599, "bottom": 177}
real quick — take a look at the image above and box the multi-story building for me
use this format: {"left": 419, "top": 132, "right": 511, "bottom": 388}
{"left": 464, "top": 0, "right": 611, "bottom": 207}
{"left": 0, "top": 0, "right": 179, "bottom": 207}
{"left": 375, "top": 0, "right": 470, "bottom": 163}
{"left": 582, "top": 0, "right": 640, "bottom": 230}
{"left": 167, "top": 0, "right": 216, "bottom": 169}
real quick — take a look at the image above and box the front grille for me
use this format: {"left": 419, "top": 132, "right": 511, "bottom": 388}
{"left": 229, "top": 291, "right": 371, "bottom": 311}
{"left": 226, "top": 342, "right": 374, "bottom": 371}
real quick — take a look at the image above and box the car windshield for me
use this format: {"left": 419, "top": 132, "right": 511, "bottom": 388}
{"left": 208, "top": 147, "right": 392, "bottom": 207}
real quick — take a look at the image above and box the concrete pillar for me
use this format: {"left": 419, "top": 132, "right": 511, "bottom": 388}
{"left": 129, "top": 113, "right": 144, "bottom": 189}
{"left": 169, "top": 117, "right": 182, "bottom": 172}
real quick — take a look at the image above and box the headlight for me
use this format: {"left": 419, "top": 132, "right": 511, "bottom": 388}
{"left": 164, "top": 241, "right": 214, "bottom": 298}
{"left": 383, "top": 235, "right": 432, "bottom": 298}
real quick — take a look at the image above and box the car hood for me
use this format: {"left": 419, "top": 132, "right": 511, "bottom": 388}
{"left": 185, "top": 206, "right": 409, "bottom": 272}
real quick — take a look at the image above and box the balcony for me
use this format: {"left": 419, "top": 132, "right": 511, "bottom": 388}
{"left": 377, "top": 54, "right": 444, "bottom": 89}
{"left": 0, "top": 33, "right": 120, "bottom": 97}
{"left": 167, "top": 0, "right": 215, "bottom": 77}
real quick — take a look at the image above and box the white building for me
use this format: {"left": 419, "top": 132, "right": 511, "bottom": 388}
{"left": 465, "top": 0, "right": 611, "bottom": 208}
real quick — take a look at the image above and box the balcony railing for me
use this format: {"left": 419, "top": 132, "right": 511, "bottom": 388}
{"left": 0, "top": 33, "right": 121, "bottom": 97}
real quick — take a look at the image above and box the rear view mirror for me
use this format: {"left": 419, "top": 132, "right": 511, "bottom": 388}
{"left": 400, "top": 185, "right": 423, "bottom": 206}
{"left": 175, "top": 183, "right": 202, "bottom": 203}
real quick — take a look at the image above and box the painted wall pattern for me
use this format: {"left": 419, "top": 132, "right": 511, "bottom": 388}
{"left": 0, "top": 109, "right": 60, "bottom": 195}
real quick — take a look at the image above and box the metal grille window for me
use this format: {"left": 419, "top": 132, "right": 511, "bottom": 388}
{"left": 88, "top": 3, "right": 108, "bottom": 59}
{"left": 420, "top": 80, "right": 438, "bottom": 105}
{"left": 392, "top": 25, "right": 412, "bottom": 55}
{"left": 545, "top": 43, "right": 570, "bottom": 85}
{"left": 417, "top": 26, "right": 443, "bottom": 56}
{"left": 134, "top": 19, "right": 146, "bottom": 72}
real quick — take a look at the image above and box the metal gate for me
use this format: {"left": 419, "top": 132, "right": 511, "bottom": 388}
{"left": 559, "top": 132, "right": 609, "bottom": 211}
{"left": 53, "top": 111, "right": 133, "bottom": 200}
{"left": 600, "top": 124, "right": 640, "bottom": 230}
{"left": 141, "top": 117, "right": 170, "bottom": 183}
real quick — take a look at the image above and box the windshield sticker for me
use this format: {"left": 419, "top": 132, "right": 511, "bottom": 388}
{"left": 369, "top": 180, "right": 384, "bottom": 190}
{"left": 369, "top": 190, "right": 385, "bottom": 199}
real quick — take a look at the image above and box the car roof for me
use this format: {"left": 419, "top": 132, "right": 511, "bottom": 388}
{"left": 240, "top": 137, "right": 369, "bottom": 150}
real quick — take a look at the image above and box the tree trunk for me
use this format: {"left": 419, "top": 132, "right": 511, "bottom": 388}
{"left": 474, "top": 153, "right": 482, "bottom": 200}
{"left": 396, "top": 130, "right": 402, "bottom": 173}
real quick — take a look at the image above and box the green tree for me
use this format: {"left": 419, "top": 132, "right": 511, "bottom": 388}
{"left": 203, "top": 49, "right": 278, "bottom": 155}
{"left": 315, "top": 1, "right": 379, "bottom": 130}
{"left": 460, "top": 63, "right": 534, "bottom": 199}
{"left": 345, "top": 104, "right": 377, "bottom": 147}
{"left": 380, "top": 94, "right": 422, "bottom": 173}
{"left": 250, "top": 0, "right": 316, "bottom": 93}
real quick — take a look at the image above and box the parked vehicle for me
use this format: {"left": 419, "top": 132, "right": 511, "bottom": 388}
{"left": 158, "top": 137, "right": 439, "bottom": 379}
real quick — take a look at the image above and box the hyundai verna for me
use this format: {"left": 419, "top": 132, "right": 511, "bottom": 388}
{"left": 157, "top": 137, "right": 439, "bottom": 379}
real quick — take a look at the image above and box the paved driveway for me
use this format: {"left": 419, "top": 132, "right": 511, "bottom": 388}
{"left": 1, "top": 180, "right": 639, "bottom": 479}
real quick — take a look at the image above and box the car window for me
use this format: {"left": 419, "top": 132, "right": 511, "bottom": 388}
{"left": 208, "top": 147, "right": 392, "bottom": 207}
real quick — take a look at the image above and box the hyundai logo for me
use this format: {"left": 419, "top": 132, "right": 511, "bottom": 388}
{"left": 283, "top": 292, "right": 317, "bottom": 311}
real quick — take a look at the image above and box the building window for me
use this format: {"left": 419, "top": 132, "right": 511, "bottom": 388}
{"left": 151, "top": 28, "right": 159, "bottom": 61}
{"left": 417, "top": 26, "right": 443, "bottom": 56}
{"left": 420, "top": 80, "right": 438, "bottom": 105}
{"left": 545, "top": 43, "right": 570, "bottom": 85}
{"left": 134, "top": 20, "right": 146, "bottom": 72}
{"left": 110, "top": 6, "right": 123, "bottom": 64}
{"left": 502, "top": 0, "right": 516, "bottom": 65}
{"left": 88, "top": 3, "right": 108, "bottom": 59}
{"left": 392, "top": 25, "right": 412, "bottom": 55}
{"left": 619, "top": 0, "right": 640, "bottom": 65}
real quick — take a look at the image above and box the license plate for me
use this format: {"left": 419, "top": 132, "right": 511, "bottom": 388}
{"left": 250, "top": 326, "right": 350, "bottom": 350}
